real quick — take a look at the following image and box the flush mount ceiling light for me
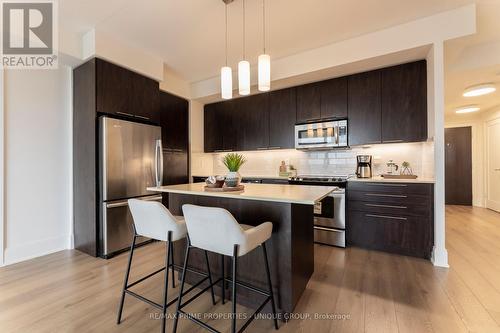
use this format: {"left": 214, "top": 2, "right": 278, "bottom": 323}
{"left": 220, "top": 2, "right": 232, "bottom": 99}
{"left": 455, "top": 105, "right": 480, "bottom": 114}
{"left": 463, "top": 83, "right": 496, "bottom": 97}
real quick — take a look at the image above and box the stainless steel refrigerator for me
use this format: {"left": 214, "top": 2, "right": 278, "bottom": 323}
{"left": 98, "top": 116, "right": 163, "bottom": 258}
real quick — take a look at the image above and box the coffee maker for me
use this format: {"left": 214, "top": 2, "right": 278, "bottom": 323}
{"left": 356, "top": 155, "right": 372, "bottom": 178}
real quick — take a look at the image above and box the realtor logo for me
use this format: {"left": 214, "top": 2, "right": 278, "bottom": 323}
{"left": 1, "top": 0, "right": 58, "bottom": 69}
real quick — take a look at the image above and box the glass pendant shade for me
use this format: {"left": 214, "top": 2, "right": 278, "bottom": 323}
{"left": 258, "top": 54, "right": 271, "bottom": 91}
{"left": 238, "top": 60, "right": 250, "bottom": 95}
{"left": 220, "top": 66, "right": 233, "bottom": 99}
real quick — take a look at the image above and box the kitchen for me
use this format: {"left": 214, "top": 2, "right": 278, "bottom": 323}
{"left": 1, "top": 1, "right": 500, "bottom": 333}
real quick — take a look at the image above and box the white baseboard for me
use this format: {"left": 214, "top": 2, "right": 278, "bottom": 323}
{"left": 3, "top": 234, "right": 71, "bottom": 266}
{"left": 431, "top": 246, "right": 449, "bottom": 267}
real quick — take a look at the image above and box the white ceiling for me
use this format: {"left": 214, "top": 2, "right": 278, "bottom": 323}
{"left": 60, "top": 0, "right": 473, "bottom": 83}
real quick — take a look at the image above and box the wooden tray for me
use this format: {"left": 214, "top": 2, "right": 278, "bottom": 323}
{"left": 381, "top": 174, "right": 418, "bottom": 179}
{"left": 204, "top": 185, "right": 245, "bottom": 192}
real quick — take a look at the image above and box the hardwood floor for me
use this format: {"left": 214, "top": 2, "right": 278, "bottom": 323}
{"left": 1, "top": 205, "right": 499, "bottom": 333}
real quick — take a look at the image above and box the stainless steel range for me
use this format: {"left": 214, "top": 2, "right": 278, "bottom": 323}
{"left": 288, "top": 175, "right": 346, "bottom": 247}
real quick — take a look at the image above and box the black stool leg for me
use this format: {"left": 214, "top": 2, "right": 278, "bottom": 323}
{"left": 160, "top": 232, "right": 172, "bottom": 333}
{"left": 117, "top": 234, "right": 137, "bottom": 324}
{"left": 173, "top": 239, "right": 191, "bottom": 333}
{"left": 169, "top": 240, "right": 176, "bottom": 288}
{"left": 221, "top": 254, "right": 225, "bottom": 305}
{"left": 204, "top": 251, "right": 216, "bottom": 305}
{"left": 262, "top": 243, "right": 279, "bottom": 330}
{"left": 231, "top": 245, "right": 239, "bottom": 333}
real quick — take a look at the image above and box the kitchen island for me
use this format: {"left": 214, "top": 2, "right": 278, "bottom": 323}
{"left": 148, "top": 183, "right": 335, "bottom": 314}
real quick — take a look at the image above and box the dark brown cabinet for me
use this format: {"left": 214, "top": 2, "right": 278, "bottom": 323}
{"left": 346, "top": 181, "right": 434, "bottom": 259}
{"left": 160, "top": 91, "right": 189, "bottom": 151}
{"left": 204, "top": 103, "right": 224, "bottom": 152}
{"left": 381, "top": 61, "right": 427, "bottom": 143}
{"left": 296, "top": 83, "right": 321, "bottom": 123}
{"left": 320, "top": 77, "right": 348, "bottom": 119}
{"left": 204, "top": 100, "right": 241, "bottom": 152}
{"left": 348, "top": 70, "right": 382, "bottom": 146}
{"left": 240, "top": 93, "right": 269, "bottom": 150}
{"left": 269, "top": 88, "right": 296, "bottom": 149}
{"left": 95, "top": 59, "right": 159, "bottom": 122}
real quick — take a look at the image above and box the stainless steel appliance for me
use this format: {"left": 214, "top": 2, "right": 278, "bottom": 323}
{"left": 295, "top": 120, "right": 348, "bottom": 150}
{"left": 356, "top": 155, "right": 372, "bottom": 178}
{"left": 288, "top": 175, "right": 346, "bottom": 247}
{"left": 99, "top": 117, "right": 163, "bottom": 257}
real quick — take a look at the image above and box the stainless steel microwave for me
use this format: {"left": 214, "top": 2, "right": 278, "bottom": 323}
{"left": 295, "top": 120, "right": 348, "bottom": 150}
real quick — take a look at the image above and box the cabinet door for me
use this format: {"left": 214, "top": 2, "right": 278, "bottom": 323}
{"left": 160, "top": 92, "right": 188, "bottom": 151}
{"left": 204, "top": 103, "right": 223, "bottom": 152}
{"left": 132, "top": 73, "right": 160, "bottom": 123}
{"left": 381, "top": 61, "right": 427, "bottom": 143}
{"left": 96, "top": 59, "right": 133, "bottom": 116}
{"left": 320, "top": 77, "right": 347, "bottom": 119}
{"left": 221, "top": 99, "right": 240, "bottom": 151}
{"left": 269, "top": 88, "right": 296, "bottom": 149}
{"left": 348, "top": 70, "right": 381, "bottom": 146}
{"left": 296, "top": 83, "right": 321, "bottom": 123}
{"left": 240, "top": 94, "right": 269, "bottom": 150}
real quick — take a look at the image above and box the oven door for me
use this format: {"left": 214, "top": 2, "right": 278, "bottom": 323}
{"left": 313, "top": 195, "right": 345, "bottom": 229}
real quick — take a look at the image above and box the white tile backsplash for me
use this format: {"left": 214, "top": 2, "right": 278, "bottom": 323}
{"left": 192, "top": 142, "right": 435, "bottom": 178}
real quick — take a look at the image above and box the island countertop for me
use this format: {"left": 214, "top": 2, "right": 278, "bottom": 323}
{"left": 147, "top": 182, "right": 335, "bottom": 205}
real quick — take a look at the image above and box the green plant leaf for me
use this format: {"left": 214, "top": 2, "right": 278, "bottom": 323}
{"left": 221, "top": 153, "right": 246, "bottom": 172}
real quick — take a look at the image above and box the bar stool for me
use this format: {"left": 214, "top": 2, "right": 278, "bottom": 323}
{"left": 173, "top": 204, "right": 279, "bottom": 333}
{"left": 117, "top": 199, "right": 217, "bottom": 333}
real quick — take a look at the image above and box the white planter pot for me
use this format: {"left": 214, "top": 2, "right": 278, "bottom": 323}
{"left": 225, "top": 171, "right": 241, "bottom": 187}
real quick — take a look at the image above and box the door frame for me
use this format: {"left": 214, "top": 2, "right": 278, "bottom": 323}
{"left": 0, "top": 69, "right": 4, "bottom": 266}
{"left": 485, "top": 116, "right": 500, "bottom": 211}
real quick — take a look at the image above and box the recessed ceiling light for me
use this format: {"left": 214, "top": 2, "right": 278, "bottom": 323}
{"left": 455, "top": 105, "right": 480, "bottom": 114}
{"left": 463, "top": 83, "right": 496, "bottom": 97}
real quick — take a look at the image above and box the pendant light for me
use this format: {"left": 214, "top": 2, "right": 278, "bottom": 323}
{"left": 238, "top": 0, "right": 250, "bottom": 95}
{"left": 220, "top": 3, "right": 232, "bottom": 99}
{"left": 258, "top": 0, "right": 270, "bottom": 91}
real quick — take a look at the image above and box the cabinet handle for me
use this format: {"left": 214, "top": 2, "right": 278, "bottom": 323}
{"left": 116, "top": 111, "right": 135, "bottom": 117}
{"left": 214, "top": 149, "right": 232, "bottom": 153}
{"left": 135, "top": 115, "right": 150, "bottom": 120}
{"left": 365, "top": 183, "right": 408, "bottom": 187}
{"left": 314, "top": 226, "right": 344, "bottom": 233}
{"left": 268, "top": 146, "right": 281, "bottom": 150}
{"left": 383, "top": 139, "right": 404, "bottom": 143}
{"left": 257, "top": 147, "right": 268, "bottom": 150}
{"left": 365, "top": 203, "right": 407, "bottom": 209}
{"left": 365, "top": 193, "right": 408, "bottom": 198}
{"left": 223, "top": 149, "right": 233, "bottom": 152}
{"left": 365, "top": 214, "right": 407, "bottom": 221}
{"left": 163, "top": 148, "right": 184, "bottom": 152}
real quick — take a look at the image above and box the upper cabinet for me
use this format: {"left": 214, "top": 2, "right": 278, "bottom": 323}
{"left": 95, "top": 58, "right": 159, "bottom": 122}
{"left": 160, "top": 91, "right": 189, "bottom": 152}
{"left": 348, "top": 70, "right": 382, "bottom": 146}
{"left": 203, "top": 60, "right": 427, "bottom": 152}
{"left": 269, "top": 88, "right": 296, "bottom": 149}
{"left": 320, "top": 77, "right": 348, "bottom": 120}
{"left": 296, "top": 83, "right": 321, "bottom": 123}
{"left": 381, "top": 61, "right": 427, "bottom": 143}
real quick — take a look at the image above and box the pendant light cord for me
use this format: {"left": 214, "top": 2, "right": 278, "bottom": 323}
{"left": 263, "top": 0, "right": 266, "bottom": 54}
{"left": 243, "top": 0, "right": 246, "bottom": 59}
{"left": 225, "top": 3, "right": 228, "bottom": 66}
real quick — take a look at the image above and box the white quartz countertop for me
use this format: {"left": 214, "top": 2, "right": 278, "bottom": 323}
{"left": 348, "top": 176, "right": 435, "bottom": 184}
{"left": 147, "top": 183, "right": 336, "bottom": 205}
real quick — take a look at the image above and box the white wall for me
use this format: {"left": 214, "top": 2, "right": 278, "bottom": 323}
{"left": 3, "top": 67, "right": 73, "bottom": 265}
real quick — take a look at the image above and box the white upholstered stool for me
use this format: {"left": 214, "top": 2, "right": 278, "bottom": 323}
{"left": 173, "top": 204, "right": 279, "bottom": 333}
{"left": 117, "top": 199, "right": 216, "bottom": 333}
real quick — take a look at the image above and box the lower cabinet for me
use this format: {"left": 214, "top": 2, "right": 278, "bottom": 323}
{"left": 346, "top": 181, "right": 433, "bottom": 258}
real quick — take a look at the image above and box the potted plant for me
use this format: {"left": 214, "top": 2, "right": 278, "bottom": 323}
{"left": 222, "top": 153, "right": 246, "bottom": 187}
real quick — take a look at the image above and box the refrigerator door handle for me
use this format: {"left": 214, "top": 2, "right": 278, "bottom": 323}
{"left": 155, "top": 139, "right": 164, "bottom": 187}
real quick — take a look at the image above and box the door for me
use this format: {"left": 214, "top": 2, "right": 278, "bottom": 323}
{"left": 296, "top": 83, "right": 321, "bottom": 123}
{"left": 160, "top": 92, "right": 189, "bottom": 152}
{"left": 100, "top": 117, "right": 161, "bottom": 201}
{"left": 486, "top": 119, "right": 500, "bottom": 212}
{"left": 445, "top": 127, "right": 472, "bottom": 205}
{"left": 269, "top": 88, "right": 296, "bottom": 149}
{"left": 320, "top": 77, "right": 348, "bottom": 120}
{"left": 381, "top": 61, "right": 427, "bottom": 143}
{"left": 348, "top": 70, "right": 382, "bottom": 146}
